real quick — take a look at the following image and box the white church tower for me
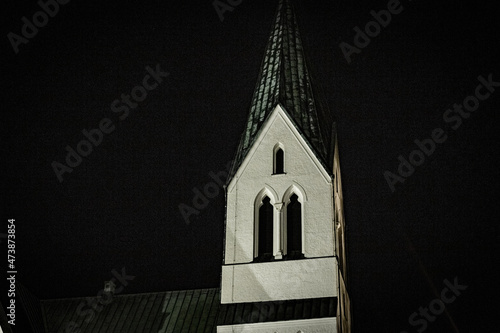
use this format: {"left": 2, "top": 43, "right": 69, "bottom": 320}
{"left": 217, "top": 1, "right": 351, "bottom": 332}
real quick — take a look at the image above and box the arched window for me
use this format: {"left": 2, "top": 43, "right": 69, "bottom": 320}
{"left": 257, "top": 196, "right": 274, "bottom": 261}
{"left": 286, "top": 194, "right": 303, "bottom": 259}
{"left": 337, "top": 222, "right": 344, "bottom": 274}
{"left": 273, "top": 145, "right": 284, "bottom": 174}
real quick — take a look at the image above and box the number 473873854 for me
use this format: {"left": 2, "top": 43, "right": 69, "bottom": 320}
{"left": 7, "top": 219, "right": 16, "bottom": 269}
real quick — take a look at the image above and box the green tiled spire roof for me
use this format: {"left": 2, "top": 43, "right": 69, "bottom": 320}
{"left": 230, "top": 0, "right": 334, "bottom": 178}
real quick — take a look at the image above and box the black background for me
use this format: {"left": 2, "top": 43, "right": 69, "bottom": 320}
{"left": 2, "top": 0, "right": 499, "bottom": 332}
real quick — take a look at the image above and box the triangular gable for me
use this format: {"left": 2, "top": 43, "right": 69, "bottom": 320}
{"left": 228, "top": 104, "right": 333, "bottom": 192}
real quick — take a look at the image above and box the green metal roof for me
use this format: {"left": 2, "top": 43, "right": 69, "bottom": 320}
{"left": 40, "top": 288, "right": 337, "bottom": 332}
{"left": 41, "top": 288, "right": 220, "bottom": 333}
{"left": 229, "top": 0, "right": 335, "bottom": 180}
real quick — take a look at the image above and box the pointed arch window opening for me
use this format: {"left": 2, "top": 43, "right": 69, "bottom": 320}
{"left": 283, "top": 192, "right": 304, "bottom": 260}
{"left": 255, "top": 195, "right": 275, "bottom": 262}
{"left": 337, "top": 218, "right": 344, "bottom": 274}
{"left": 273, "top": 144, "right": 285, "bottom": 175}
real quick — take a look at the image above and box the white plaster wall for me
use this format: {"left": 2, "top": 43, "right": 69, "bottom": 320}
{"left": 221, "top": 257, "right": 337, "bottom": 303}
{"left": 224, "top": 105, "right": 335, "bottom": 265}
{"left": 217, "top": 317, "right": 337, "bottom": 333}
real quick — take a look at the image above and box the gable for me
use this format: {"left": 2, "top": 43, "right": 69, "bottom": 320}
{"left": 228, "top": 104, "right": 332, "bottom": 192}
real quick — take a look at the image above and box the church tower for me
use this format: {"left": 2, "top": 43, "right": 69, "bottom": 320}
{"left": 218, "top": 1, "right": 352, "bottom": 332}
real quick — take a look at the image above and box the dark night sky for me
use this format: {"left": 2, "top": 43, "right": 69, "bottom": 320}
{"left": 2, "top": 0, "right": 500, "bottom": 332}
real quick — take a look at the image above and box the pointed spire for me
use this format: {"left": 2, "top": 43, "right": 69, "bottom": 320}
{"left": 230, "top": 0, "right": 334, "bottom": 178}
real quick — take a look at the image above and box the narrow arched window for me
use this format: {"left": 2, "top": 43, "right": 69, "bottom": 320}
{"left": 274, "top": 148, "right": 284, "bottom": 174}
{"left": 337, "top": 223, "right": 344, "bottom": 274}
{"left": 286, "top": 194, "right": 303, "bottom": 259}
{"left": 257, "top": 196, "right": 274, "bottom": 261}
